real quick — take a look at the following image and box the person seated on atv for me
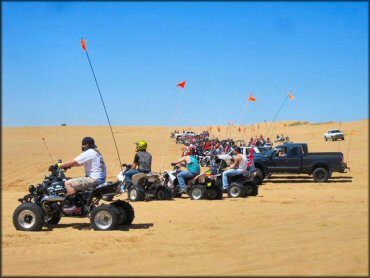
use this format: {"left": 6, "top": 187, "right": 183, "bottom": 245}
{"left": 221, "top": 146, "right": 248, "bottom": 192}
{"left": 171, "top": 147, "right": 200, "bottom": 194}
{"left": 58, "top": 137, "right": 107, "bottom": 213}
{"left": 123, "top": 140, "right": 152, "bottom": 188}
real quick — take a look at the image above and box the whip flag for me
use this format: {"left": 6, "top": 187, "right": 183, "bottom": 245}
{"left": 248, "top": 94, "right": 256, "bottom": 102}
{"left": 289, "top": 90, "right": 294, "bottom": 100}
{"left": 177, "top": 80, "right": 186, "bottom": 88}
{"left": 81, "top": 39, "right": 87, "bottom": 51}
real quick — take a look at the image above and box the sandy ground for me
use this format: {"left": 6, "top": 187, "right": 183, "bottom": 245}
{"left": 2, "top": 120, "right": 368, "bottom": 276}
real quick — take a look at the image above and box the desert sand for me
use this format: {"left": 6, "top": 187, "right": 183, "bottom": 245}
{"left": 2, "top": 119, "right": 368, "bottom": 276}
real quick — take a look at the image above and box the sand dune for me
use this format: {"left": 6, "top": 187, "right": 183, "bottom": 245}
{"left": 2, "top": 120, "right": 368, "bottom": 275}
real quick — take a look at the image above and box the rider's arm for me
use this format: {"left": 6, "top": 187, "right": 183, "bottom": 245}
{"left": 132, "top": 153, "right": 139, "bottom": 169}
{"left": 61, "top": 160, "right": 80, "bottom": 168}
{"left": 173, "top": 156, "right": 187, "bottom": 165}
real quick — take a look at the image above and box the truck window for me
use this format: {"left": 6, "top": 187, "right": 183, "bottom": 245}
{"left": 292, "top": 147, "right": 299, "bottom": 157}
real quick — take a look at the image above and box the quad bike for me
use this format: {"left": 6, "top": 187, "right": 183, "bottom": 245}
{"left": 13, "top": 163, "right": 134, "bottom": 231}
{"left": 214, "top": 159, "right": 262, "bottom": 198}
{"left": 163, "top": 164, "right": 223, "bottom": 200}
{"left": 117, "top": 164, "right": 172, "bottom": 202}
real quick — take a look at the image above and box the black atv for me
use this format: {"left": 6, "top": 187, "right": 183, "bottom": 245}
{"left": 12, "top": 163, "right": 134, "bottom": 231}
{"left": 214, "top": 160, "right": 260, "bottom": 198}
{"left": 121, "top": 164, "right": 172, "bottom": 202}
{"left": 163, "top": 164, "right": 223, "bottom": 200}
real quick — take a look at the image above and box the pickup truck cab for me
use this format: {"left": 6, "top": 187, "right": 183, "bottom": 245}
{"left": 324, "top": 129, "right": 344, "bottom": 141}
{"left": 254, "top": 143, "right": 348, "bottom": 182}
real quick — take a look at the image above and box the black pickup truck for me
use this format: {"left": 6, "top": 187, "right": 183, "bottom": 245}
{"left": 254, "top": 143, "right": 349, "bottom": 182}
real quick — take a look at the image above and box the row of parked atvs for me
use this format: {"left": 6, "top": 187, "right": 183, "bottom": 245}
{"left": 119, "top": 163, "right": 262, "bottom": 202}
{"left": 12, "top": 162, "right": 263, "bottom": 232}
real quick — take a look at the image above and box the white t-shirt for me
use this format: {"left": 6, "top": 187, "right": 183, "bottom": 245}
{"left": 74, "top": 149, "right": 106, "bottom": 183}
{"left": 237, "top": 154, "right": 248, "bottom": 172}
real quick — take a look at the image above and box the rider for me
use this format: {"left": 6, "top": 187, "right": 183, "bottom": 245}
{"left": 222, "top": 147, "right": 248, "bottom": 192}
{"left": 123, "top": 140, "right": 152, "bottom": 188}
{"left": 59, "top": 136, "right": 107, "bottom": 213}
{"left": 171, "top": 146, "right": 200, "bottom": 194}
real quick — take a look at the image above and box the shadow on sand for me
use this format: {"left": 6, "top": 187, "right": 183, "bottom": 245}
{"left": 264, "top": 175, "right": 353, "bottom": 184}
{"left": 45, "top": 222, "right": 154, "bottom": 231}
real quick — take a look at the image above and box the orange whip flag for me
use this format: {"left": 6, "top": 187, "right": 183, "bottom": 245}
{"left": 289, "top": 90, "right": 294, "bottom": 100}
{"left": 248, "top": 94, "right": 256, "bottom": 102}
{"left": 177, "top": 80, "right": 186, "bottom": 88}
{"left": 81, "top": 38, "right": 87, "bottom": 51}
{"left": 217, "top": 126, "right": 221, "bottom": 132}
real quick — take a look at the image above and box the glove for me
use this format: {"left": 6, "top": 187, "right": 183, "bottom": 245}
{"left": 171, "top": 162, "right": 177, "bottom": 166}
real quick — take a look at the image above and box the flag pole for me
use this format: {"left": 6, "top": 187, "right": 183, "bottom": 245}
{"left": 81, "top": 38, "right": 122, "bottom": 171}
{"left": 159, "top": 82, "right": 185, "bottom": 171}
{"left": 265, "top": 95, "right": 289, "bottom": 139}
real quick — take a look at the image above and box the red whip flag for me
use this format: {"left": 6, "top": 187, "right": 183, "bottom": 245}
{"left": 81, "top": 39, "right": 87, "bottom": 51}
{"left": 177, "top": 80, "right": 186, "bottom": 88}
{"left": 289, "top": 91, "right": 294, "bottom": 100}
{"left": 248, "top": 95, "right": 256, "bottom": 102}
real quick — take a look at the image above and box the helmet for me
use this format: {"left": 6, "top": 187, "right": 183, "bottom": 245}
{"left": 135, "top": 140, "right": 147, "bottom": 152}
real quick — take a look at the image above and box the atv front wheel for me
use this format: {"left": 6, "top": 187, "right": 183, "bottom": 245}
{"left": 156, "top": 186, "right": 172, "bottom": 200}
{"left": 227, "top": 183, "right": 245, "bottom": 198}
{"left": 13, "top": 202, "right": 45, "bottom": 231}
{"left": 90, "top": 204, "right": 120, "bottom": 231}
{"left": 190, "top": 184, "right": 206, "bottom": 200}
{"left": 128, "top": 186, "right": 145, "bottom": 202}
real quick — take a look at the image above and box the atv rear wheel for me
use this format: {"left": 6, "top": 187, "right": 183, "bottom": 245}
{"left": 13, "top": 202, "right": 45, "bottom": 231}
{"left": 227, "top": 183, "right": 245, "bottom": 198}
{"left": 90, "top": 204, "right": 120, "bottom": 230}
{"left": 111, "top": 200, "right": 135, "bottom": 225}
{"left": 190, "top": 184, "right": 206, "bottom": 200}
{"left": 128, "top": 186, "right": 145, "bottom": 202}
{"left": 207, "top": 186, "right": 223, "bottom": 200}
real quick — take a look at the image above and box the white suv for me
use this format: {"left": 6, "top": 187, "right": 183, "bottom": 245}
{"left": 324, "top": 129, "right": 344, "bottom": 141}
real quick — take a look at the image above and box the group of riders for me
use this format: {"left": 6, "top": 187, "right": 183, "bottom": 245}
{"left": 56, "top": 130, "right": 292, "bottom": 212}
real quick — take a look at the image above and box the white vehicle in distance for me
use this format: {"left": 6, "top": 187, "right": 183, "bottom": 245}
{"left": 175, "top": 131, "right": 198, "bottom": 139}
{"left": 324, "top": 129, "right": 345, "bottom": 141}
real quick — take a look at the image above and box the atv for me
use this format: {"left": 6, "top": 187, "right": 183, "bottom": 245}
{"left": 118, "top": 164, "right": 172, "bottom": 202}
{"left": 163, "top": 164, "right": 223, "bottom": 200}
{"left": 214, "top": 160, "right": 261, "bottom": 198}
{"left": 13, "top": 163, "right": 134, "bottom": 231}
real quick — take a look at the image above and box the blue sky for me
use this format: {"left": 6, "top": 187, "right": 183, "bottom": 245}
{"left": 3, "top": 2, "right": 368, "bottom": 127}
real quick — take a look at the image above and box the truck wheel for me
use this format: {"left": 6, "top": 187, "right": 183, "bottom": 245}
{"left": 313, "top": 168, "right": 329, "bottom": 182}
{"left": 128, "top": 185, "right": 145, "bottom": 202}
{"left": 13, "top": 202, "right": 45, "bottom": 231}
{"left": 90, "top": 204, "right": 120, "bottom": 230}
{"left": 228, "top": 183, "right": 245, "bottom": 198}
{"left": 324, "top": 137, "right": 327, "bottom": 141}
{"left": 111, "top": 200, "right": 135, "bottom": 225}
{"left": 190, "top": 184, "right": 206, "bottom": 200}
